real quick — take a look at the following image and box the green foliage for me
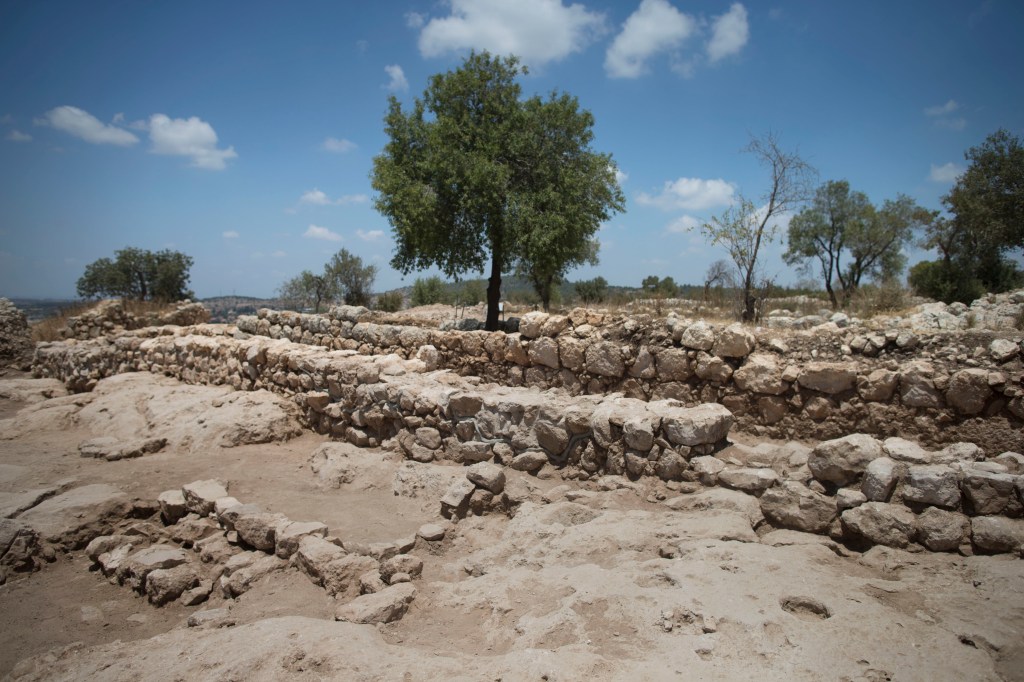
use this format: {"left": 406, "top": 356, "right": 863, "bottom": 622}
{"left": 785, "top": 181, "right": 932, "bottom": 308}
{"left": 457, "top": 279, "right": 486, "bottom": 306}
{"left": 278, "top": 248, "right": 376, "bottom": 312}
{"left": 326, "top": 248, "right": 377, "bottom": 306}
{"left": 410, "top": 276, "right": 449, "bottom": 306}
{"left": 574, "top": 276, "right": 608, "bottom": 304}
{"left": 918, "top": 129, "right": 1024, "bottom": 302}
{"left": 374, "top": 290, "right": 404, "bottom": 312}
{"left": 371, "top": 51, "right": 623, "bottom": 329}
{"left": 77, "top": 247, "right": 194, "bottom": 302}
{"left": 278, "top": 270, "right": 335, "bottom": 313}
{"left": 641, "top": 275, "right": 679, "bottom": 298}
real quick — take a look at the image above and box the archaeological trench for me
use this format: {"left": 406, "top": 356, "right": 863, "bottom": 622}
{"left": 0, "top": 293, "right": 1023, "bottom": 680}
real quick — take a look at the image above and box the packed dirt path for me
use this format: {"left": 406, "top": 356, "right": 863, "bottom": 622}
{"left": 1, "top": 371, "right": 1022, "bottom": 681}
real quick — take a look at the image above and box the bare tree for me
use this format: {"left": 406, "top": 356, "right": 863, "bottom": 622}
{"left": 701, "top": 133, "right": 815, "bottom": 322}
{"left": 702, "top": 258, "right": 733, "bottom": 302}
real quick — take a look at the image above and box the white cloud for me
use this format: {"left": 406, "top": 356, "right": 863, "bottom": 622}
{"left": 929, "top": 162, "right": 963, "bottom": 183}
{"left": 337, "top": 194, "right": 369, "bottom": 206}
{"left": 357, "top": 229, "right": 384, "bottom": 241}
{"left": 36, "top": 105, "right": 139, "bottom": 146}
{"left": 6, "top": 130, "right": 31, "bottom": 142}
{"left": 613, "top": 166, "right": 628, "bottom": 185}
{"left": 666, "top": 215, "right": 701, "bottom": 233}
{"left": 323, "top": 137, "right": 356, "bottom": 153}
{"left": 272, "top": 250, "right": 287, "bottom": 258}
{"left": 384, "top": 64, "right": 409, "bottom": 92}
{"left": 924, "top": 99, "right": 966, "bottom": 131}
{"left": 924, "top": 99, "right": 959, "bottom": 117}
{"left": 222, "top": 230, "right": 240, "bottom": 239}
{"left": 418, "top": 0, "right": 606, "bottom": 66}
{"left": 637, "top": 177, "right": 736, "bottom": 211}
{"left": 147, "top": 114, "right": 237, "bottom": 170}
{"left": 707, "top": 3, "right": 749, "bottom": 62}
{"left": 304, "top": 224, "right": 342, "bottom": 242}
{"left": 405, "top": 11, "right": 425, "bottom": 28}
{"left": 299, "top": 189, "right": 332, "bottom": 205}
{"left": 605, "top": 0, "right": 696, "bottom": 78}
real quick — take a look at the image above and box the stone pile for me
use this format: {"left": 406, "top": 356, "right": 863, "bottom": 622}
{"left": 86, "top": 479, "right": 429, "bottom": 623}
{"left": 62, "top": 299, "right": 210, "bottom": 340}
{"left": 0, "top": 298, "right": 34, "bottom": 369}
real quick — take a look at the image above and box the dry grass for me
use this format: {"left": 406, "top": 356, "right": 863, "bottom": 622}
{"left": 31, "top": 300, "right": 94, "bottom": 342}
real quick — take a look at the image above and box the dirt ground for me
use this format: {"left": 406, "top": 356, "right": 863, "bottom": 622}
{"left": 1, "top": 370, "right": 1022, "bottom": 681}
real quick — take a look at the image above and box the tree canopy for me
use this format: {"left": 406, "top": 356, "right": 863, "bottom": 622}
{"left": 371, "top": 51, "right": 623, "bottom": 329}
{"left": 911, "top": 129, "right": 1024, "bottom": 302}
{"left": 784, "top": 181, "right": 931, "bottom": 308}
{"left": 77, "top": 247, "right": 194, "bottom": 302}
{"left": 278, "top": 248, "right": 376, "bottom": 312}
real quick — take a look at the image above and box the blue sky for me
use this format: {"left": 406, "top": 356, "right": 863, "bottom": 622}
{"left": 1, "top": 0, "right": 1021, "bottom": 299}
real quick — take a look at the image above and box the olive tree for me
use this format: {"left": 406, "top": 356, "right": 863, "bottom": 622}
{"left": 371, "top": 52, "right": 623, "bottom": 330}
{"left": 77, "top": 247, "right": 194, "bottom": 302}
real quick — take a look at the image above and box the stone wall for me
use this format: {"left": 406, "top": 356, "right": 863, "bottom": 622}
{"left": 235, "top": 305, "right": 1024, "bottom": 453}
{"left": 0, "top": 298, "right": 34, "bottom": 370}
{"left": 29, "top": 326, "right": 1024, "bottom": 555}
{"left": 31, "top": 328, "right": 734, "bottom": 481}
{"left": 62, "top": 299, "right": 210, "bottom": 340}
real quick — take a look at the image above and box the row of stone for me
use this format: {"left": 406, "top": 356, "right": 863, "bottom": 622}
{"left": 87, "top": 478, "right": 437, "bottom": 624}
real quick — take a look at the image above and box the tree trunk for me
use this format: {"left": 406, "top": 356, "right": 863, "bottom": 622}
{"left": 485, "top": 250, "right": 502, "bottom": 331}
{"left": 741, "top": 267, "right": 756, "bottom": 322}
{"left": 825, "top": 280, "right": 837, "bottom": 309}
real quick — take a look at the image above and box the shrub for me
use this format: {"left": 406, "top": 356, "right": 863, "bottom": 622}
{"left": 410, "top": 276, "right": 449, "bottom": 306}
{"left": 375, "top": 291, "right": 404, "bottom": 312}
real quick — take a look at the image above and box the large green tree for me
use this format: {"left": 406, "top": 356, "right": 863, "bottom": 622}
{"left": 371, "top": 52, "right": 623, "bottom": 330}
{"left": 77, "top": 247, "right": 194, "bottom": 301}
{"left": 912, "top": 129, "right": 1024, "bottom": 302}
{"left": 785, "top": 181, "right": 931, "bottom": 308}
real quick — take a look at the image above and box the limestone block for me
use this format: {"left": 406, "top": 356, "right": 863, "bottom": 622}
{"left": 971, "top": 516, "right": 1024, "bottom": 554}
{"left": 946, "top": 369, "right": 992, "bottom": 415}
{"left": 335, "top": 583, "right": 417, "bottom": 624}
{"left": 861, "top": 457, "right": 903, "bottom": 502}
{"left": 527, "top": 337, "right": 560, "bottom": 369}
{"left": 917, "top": 507, "right": 970, "bottom": 552}
{"left": 466, "top": 462, "right": 505, "bottom": 494}
{"left": 840, "top": 502, "right": 917, "bottom": 548}
{"left": 182, "top": 480, "right": 229, "bottom": 517}
{"left": 585, "top": 342, "right": 625, "bottom": 378}
{"left": 712, "top": 323, "right": 755, "bottom": 358}
{"left": 797, "top": 362, "right": 857, "bottom": 394}
{"left": 902, "top": 465, "right": 960, "bottom": 509}
{"left": 660, "top": 403, "right": 733, "bottom": 447}
{"left": 759, "top": 481, "right": 836, "bottom": 534}
{"left": 733, "top": 354, "right": 785, "bottom": 395}
{"left": 717, "top": 467, "right": 779, "bottom": 494}
{"left": 808, "top": 434, "right": 883, "bottom": 487}
{"left": 678, "top": 321, "right": 715, "bottom": 351}
{"left": 960, "top": 468, "right": 1021, "bottom": 516}
{"left": 857, "top": 369, "right": 899, "bottom": 402}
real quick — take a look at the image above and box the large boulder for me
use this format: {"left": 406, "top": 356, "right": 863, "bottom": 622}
{"left": 946, "top": 369, "right": 992, "bottom": 415}
{"left": 18, "top": 484, "right": 131, "bottom": 548}
{"left": 901, "top": 465, "right": 960, "bottom": 509}
{"left": 971, "top": 516, "right": 1024, "bottom": 554}
{"left": 733, "top": 354, "right": 786, "bottom": 395}
{"left": 182, "top": 480, "right": 229, "bottom": 517}
{"left": 807, "top": 434, "right": 883, "bottom": 487}
{"left": 717, "top": 467, "right": 779, "bottom": 494}
{"left": 585, "top": 342, "right": 625, "bottom": 378}
{"left": 840, "top": 502, "right": 917, "bottom": 548}
{"left": 678, "top": 321, "right": 715, "bottom": 351}
{"left": 917, "top": 507, "right": 970, "bottom": 552}
{"left": 759, "top": 481, "right": 836, "bottom": 534}
{"left": 335, "top": 582, "right": 417, "bottom": 624}
{"left": 797, "top": 363, "right": 857, "bottom": 395}
{"left": 712, "top": 323, "right": 755, "bottom": 358}
{"left": 660, "top": 403, "right": 733, "bottom": 447}
{"left": 960, "top": 469, "right": 1022, "bottom": 516}
{"left": 861, "top": 457, "right": 903, "bottom": 502}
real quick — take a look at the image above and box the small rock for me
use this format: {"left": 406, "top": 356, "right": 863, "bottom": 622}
{"left": 466, "top": 462, "right": 506, "bottom": 494}
{"left": 335, "top": 583, "right": 417, "bottom": 624}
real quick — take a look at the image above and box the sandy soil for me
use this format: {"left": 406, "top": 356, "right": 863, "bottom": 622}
{"left": 1, "top": 372, "right": 1022, "bottom": 681}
